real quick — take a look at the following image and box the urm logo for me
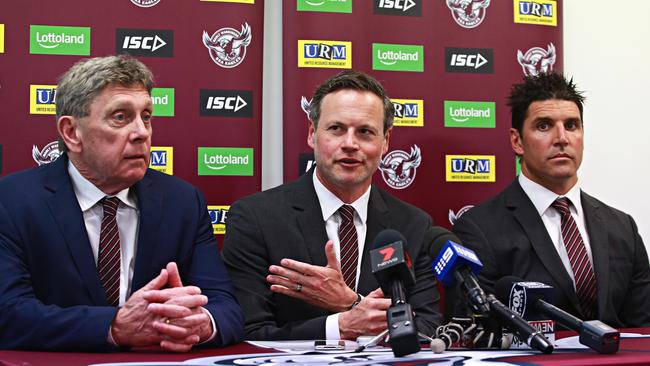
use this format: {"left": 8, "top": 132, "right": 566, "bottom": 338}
{"left": 150, "top": 151, "right": 167, "bottom": 166}
{"left": 451, "top": 158, "right": 490, "bottom": 174}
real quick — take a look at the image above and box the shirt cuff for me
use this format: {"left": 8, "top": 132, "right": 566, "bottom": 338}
{"left": 325, "top": 313, "right": 341, "bottom": 340}
{"left": 199, "top": 306, "right": 218, "bottom": 344}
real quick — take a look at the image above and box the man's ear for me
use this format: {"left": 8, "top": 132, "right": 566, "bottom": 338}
{"left": 510, "top": 128, "right": 524, "bottom": 156}
{"left": 57, "top": 116, "right": 82, "bottom": 153}
{"left": 382, "top": 127, "right": 393, "bottom": 155}
{"left": 307, "top": 123, "right": 316, "bottom": 149}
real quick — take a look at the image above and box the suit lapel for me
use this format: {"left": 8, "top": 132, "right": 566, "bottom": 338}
{"left": 44, "top": 155, "right": 106, "bottom": 305}
{"left": 131, "top": 172, "right": 163, "bottom": 291}
{"left": 358, "top": 187, "right": 389, "bottom": 294}
{"left": 581, "top": 192, "right": 609, "bottom": 318}
{"left": 292, "top": 171, "right": 329, "bottom": 267}
{"left": 507, "top": 181, "right": 581, "bottom": 311}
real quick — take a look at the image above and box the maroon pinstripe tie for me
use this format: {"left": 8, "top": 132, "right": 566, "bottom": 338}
{"left": 338, "top": 205, "right": 358, "bottom": 290}
{"left": 98, "top": 197, "right": 121, "bottom": 306}
{"left": 551, "top": 197, "right": 597, "bottom": 319}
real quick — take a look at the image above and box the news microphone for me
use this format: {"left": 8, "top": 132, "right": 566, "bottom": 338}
{"left": 429, "top": 227, "right": 489, "bottom": 315}
{"left": 495, "top": 276, "right": 620, "bottom": 354}
{"left": 370, "top": 229, "right": 419, "bottom": 357}
{"left": 486, "top": 294, "right": 555, "bottom": 354}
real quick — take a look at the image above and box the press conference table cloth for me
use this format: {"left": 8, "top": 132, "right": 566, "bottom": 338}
{"left": 1, "top": 328, "right": 649, "bottom": 366}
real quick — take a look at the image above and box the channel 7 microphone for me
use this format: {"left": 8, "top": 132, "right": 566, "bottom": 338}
{"left": 370, "top": 229, "right": 419, "bottom": 357}
{"left": 429, "top": 227, "right": 553, "bottom": 353}
{"left": 495, "top": 276, "right": 620, "bottom": 354}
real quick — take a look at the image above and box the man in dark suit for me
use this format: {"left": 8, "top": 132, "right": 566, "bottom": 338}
{"left": 452, "top": 72, "right": 650, "bottom": 327}
{"left": 0, "top": 55, "right": 244, "bottom": 351}
{"left": 222, "top": 71, "right": 441, "bottom": 340}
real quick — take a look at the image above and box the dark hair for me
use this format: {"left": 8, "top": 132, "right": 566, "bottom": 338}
{"left": 308, "top": 70, "right": 394, "bottom": 133}
{"left": 508, "top": 72, "right": 585, "bottom": 136}
{"left": 56, "top": 55, "right": 155, "bottom": 151}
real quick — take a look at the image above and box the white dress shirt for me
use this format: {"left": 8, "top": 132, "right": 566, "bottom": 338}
{"left": 518, "top": 173, "right": 593, "bottom": 290}
{"left": 68, "top": 161, "right": 139, "bottom": 306}
{"left": 312, "top": 169, "right": 371, "bottom": 340}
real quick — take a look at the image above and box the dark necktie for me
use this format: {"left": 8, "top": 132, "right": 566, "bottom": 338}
{"left": 98, "top": 197, "right": 121, "bottom": 306}
{"left": 338, "top": 205, "right": 359, "bottom": 290}
{"left": 551, "top": 197, "right": 597, "bottom": 318}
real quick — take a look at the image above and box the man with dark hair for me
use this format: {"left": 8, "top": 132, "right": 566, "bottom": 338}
{"left": 0, "top": 55, "right": 244, "bottom": 351}
{"left": 222, "top": 70, "right": 442, "bottom": 340}
{"left": 452, "top": 72, "right": 650, "bottom": 327}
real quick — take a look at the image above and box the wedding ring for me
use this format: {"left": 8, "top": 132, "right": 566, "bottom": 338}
{"left": 295, "top": 283, "right": 303, "bottom": 292}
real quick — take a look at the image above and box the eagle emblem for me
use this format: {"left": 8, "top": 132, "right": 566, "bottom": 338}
{"left": 203, "top": 23, "right": 252, "bottom": 69}
{"left": 379, "top": 145, "right": 421, "bottom": 190}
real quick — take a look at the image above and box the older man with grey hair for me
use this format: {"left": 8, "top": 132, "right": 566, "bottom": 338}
{"left": 0, "top": 55, "right": 244, "bottom": 351}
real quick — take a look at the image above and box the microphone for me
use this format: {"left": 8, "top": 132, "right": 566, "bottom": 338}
{"left": 429, "top": 227, "right": 489, "bottom": 315}
{"left": 428, "top": 230, "right": 553, "bottom": 353}
{"left": 495, "top": 276, "right": 620, "bottom": 354}
{"left": 486, "top": 294, "right": 555, "bottom": 354}
{"left": 370, "top": 229, "right": 419, "bottom": 357}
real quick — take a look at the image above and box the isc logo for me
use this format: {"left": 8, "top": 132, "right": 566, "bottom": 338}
{"left": 451, "top": 158, "right": 490, "bottom": 174}
{"left": 304, "top": 43, "right": 346, "bottom": 60}
{"left": 394, "top": 102, "right": 418, "bottom": 118}
{"left": 150, "top": 150, "right": 167, "bottom": 166}
{"left": 122, "top": 35, "right": 166, "bottom": 52}
{"left": 206, "top": 95, "right": 247, "bottom": 112}
{"left": 450, "top": 53, "right": 488, "bottom": 69}
{"left": 379, "top": 0, "right": 416, "bottom": 11}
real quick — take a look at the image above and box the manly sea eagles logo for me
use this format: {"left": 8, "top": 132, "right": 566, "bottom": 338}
{"left": 379, "top": 145, "right": 421, "bottom": 190}
{"left": 32, "top": 141, "right": 60, "bottom": 166}
{"left": 446, "top": 0, "right": 491, "bottom": 28}
{"left": 130, "top": 0, "right": 161, "bottom": 7}
{"left": 202, "top": 23, "right": 252, "bottom": 69}
{"left": 517, "top": 42, "right": 556, "bottom": 76}
{"left": 449, "top": 205, "right": 474, "bottom": 225}
{"left": 300, "top": 96, "right": 312, "bottom": 119}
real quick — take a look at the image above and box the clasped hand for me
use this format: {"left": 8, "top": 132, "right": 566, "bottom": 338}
{"left": 110, "top": 262, "right": 213, "bottom": 352}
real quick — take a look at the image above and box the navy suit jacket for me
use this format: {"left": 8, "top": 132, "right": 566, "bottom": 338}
{"left": 0, "top": 154, "right": 244, "bottom": 350}
{"left": 451, "top": 179, "right": 650, "bottom": 327}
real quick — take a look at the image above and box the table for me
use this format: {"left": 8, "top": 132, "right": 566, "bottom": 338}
{"left": 1, "top": 329, "right": 649, "bottom": 366}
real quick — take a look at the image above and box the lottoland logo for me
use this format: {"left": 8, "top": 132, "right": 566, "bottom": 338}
{"left": 391, "top": 98, "right": 424, "bottom": 127}
{"left": 149, "top": 146, "right": 173, "bottom": 175}
{"left": 30, "top": 25, "right": 90, "bottom": 55}
{"left": 151, "top": 88, "right": 175, "bottom": 117}
{"left": 372, "top": 43, "right": 423, "bottom": 72}
{"left": 198, "top": 147, "right": 253, "bottom": 176}
{"left": 297, "top": 0, "right": 352, "bottom": 13}
{"left": 444, "top": 101, "right": 495, "bottom": 128}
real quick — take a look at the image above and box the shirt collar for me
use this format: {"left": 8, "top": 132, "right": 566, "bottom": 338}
{"left": 518, "top": 172, "right": 582, "bottom": 216}
{"left": 68, "top": 160, "right": 137, "bottom": 211}
{"left": 312, "top": 168, "right": 370, "bottom": 224}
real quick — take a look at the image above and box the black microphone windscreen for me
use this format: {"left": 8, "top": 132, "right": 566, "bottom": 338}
{"left": 427, "top": 226, "right": 462, "bottom": 258}
{"left": 494, "top": 275, "right": 525, "bottom": 304}
{"left": 372, "top": 228, "right": 406, "bottom": 250}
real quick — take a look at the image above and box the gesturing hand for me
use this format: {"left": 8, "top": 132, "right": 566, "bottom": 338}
{"left": 267, "top": 240, "right": 358, "bottom": 312}
{"left": 338, "top": 288, "right": 390, "bottom": 340}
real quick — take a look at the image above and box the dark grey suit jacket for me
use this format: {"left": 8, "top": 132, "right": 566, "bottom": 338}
{"left": 452, "top": 179, "right": 650, "bottom": 327}
{"left": 222, "top": 169, "right": 442, "bottom": 340}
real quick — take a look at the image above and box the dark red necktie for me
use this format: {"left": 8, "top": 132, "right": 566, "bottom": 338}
{"left": 338, "top": 205, "right": 358, "bottom": 290}
{"left": 551, "top": 197, "right": 597, "bottom": 319}
{"left": 98, "top": 197, "right": 121, "bottom": 306}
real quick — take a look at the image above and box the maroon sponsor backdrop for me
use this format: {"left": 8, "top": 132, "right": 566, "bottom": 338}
{"left": 283, "top": 0, "right": 563, "bottom": 229}
{"left": 0, "top": 0, "right": 263, "bottom": 229}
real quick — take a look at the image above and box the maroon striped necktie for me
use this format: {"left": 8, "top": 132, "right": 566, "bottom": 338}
{"left": 338, "top": 205, "right": 358, "bottom": 290}
{"left": 98, "top": 197, "right": 121, "bottom": 306}
{"left": 551, "top": 197, "right": 597, "bottom": 319}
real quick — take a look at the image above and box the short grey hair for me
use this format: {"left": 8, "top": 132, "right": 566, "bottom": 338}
{"left": 56, "top": 55, "right": 154, "bottom": 151}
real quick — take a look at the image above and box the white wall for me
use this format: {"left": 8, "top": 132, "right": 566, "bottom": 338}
{"left": 564, "top": 1, "right": 650, "bottom": 247}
